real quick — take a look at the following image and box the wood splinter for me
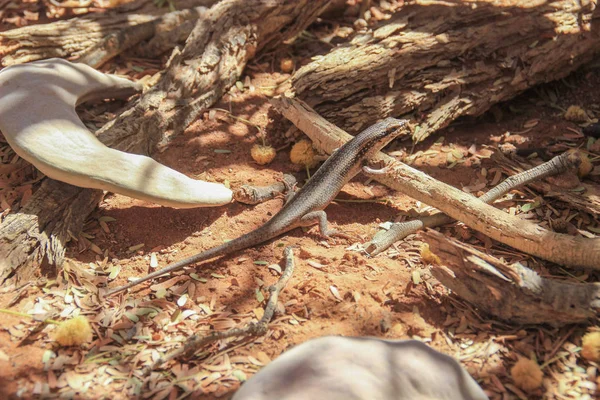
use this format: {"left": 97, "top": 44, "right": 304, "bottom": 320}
{"left": 0, "top": 58, "right": 232, "bottom": 208}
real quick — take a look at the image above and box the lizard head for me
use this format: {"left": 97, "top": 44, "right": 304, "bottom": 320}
{"left": 352, "top": 117, "right": 409, "bottom": 161}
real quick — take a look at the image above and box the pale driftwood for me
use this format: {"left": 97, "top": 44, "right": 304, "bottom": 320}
{"left": 0, "top": 0, "right": 216, "bottom": 66}
{"left": 0, "top": 59, "right": 232, "bottom": 207}
{"left": 270, "top": 96, "right": 600, "bottom": 269}
{"left": 0, "top": 180, "right": 103, "bottom": 283}
{"left": 0, "top": 0, "right": 330, "bottom": 284}
{"left": 423, "top": 229, "right": 600, "bottom": 326}
{"left": 365, "top": 150, "right": 585, "bottom": 255}
{"left": 291, "top": 0, "right": 600, "bottom": 141}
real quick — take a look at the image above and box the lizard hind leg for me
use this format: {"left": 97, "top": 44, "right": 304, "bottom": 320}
{"left": 300, "top": 211, "right": 352, "bottom": 240}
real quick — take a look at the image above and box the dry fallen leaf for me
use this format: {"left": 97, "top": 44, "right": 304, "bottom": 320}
{"left": 307, "top": 260, "right": 325, "bottom": 269}
{"left": 329, "top": 286, "right": 343, "bottom": 302}
{"left": 253, "top": 307, "right": 265, "bottom": 320}
{"left": 150, "top": 253, "right": 158, "bottom": 268}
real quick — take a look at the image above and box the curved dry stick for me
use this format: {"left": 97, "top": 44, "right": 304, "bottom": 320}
{"left": 143, "top": 246, "right": 297, "bottom": 374}
{"left": 0, "top": 58, "right": 232, "bottom": 208}
{"left": 365, "top": 150, "right": 582, "bottom": 255}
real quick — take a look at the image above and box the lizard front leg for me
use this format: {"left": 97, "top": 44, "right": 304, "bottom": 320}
{"left": 300, "top": 211, "right": 352, "bottom": 239}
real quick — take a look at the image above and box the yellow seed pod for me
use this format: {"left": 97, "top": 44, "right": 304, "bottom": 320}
{"left": 578, "top": 153, "right": 593, "bottom": 178}
{"left": 251, "top": 144, "right": 277, "bottom": 165}
{"left": 564, "top": 105, "right": 587, "bottom": 122}
{"left": 53, "top": 316, "right": 93, "bottom": 347}
{"left": 510, "top": 357, "right": 543, "bottom": 391}
{"left": 581, "top": 331, "right": 600, "bottom": 362}
{"left": 290, "top": 139, "right": 317, "bottom": 167}
{"left": 420, "top": 243, "right": 441, "bottom": 265}
{"left": 280, "top": 58, "right": 294, "bottom": 73}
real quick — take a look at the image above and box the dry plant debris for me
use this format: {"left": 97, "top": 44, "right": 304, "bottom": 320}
{"left": 1, "top": 1, "right": 600, "bottom": 400}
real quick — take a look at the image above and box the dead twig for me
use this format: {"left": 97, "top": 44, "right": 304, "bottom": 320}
{"left": 142, "top": 246, "right": 296, "bottom": 375}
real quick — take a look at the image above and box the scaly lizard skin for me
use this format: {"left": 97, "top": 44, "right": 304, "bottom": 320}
{"left": 107, "top": 118, "right": 408, "bottom": 295}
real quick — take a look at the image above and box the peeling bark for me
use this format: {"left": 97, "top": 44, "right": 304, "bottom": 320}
{"left": 424, "top": 229, "right": 600, "bottom": 326}
{"left": 0, "top": 0, "right": 216, "bottom": 66}
{"left": 0, "top": 180, "right": 103, "bottom": 282}
{"left": 292, "top": 0, "right": 600, "bottom": 141}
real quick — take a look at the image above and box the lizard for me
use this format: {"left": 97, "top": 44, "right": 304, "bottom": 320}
{"left": 107, "top": 118, "right": 408, "bottom": 296}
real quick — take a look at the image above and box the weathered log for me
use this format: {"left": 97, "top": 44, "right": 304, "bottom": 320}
{"left": 0, "top": 180, "right": 103, "bottom": 283}
{"left": 0, "top": 0, "right": 330, "bottom": 283}
{"left": 292, "top": 0, "right": 600, "bottom": 141}
{"left": 0, "top": 0, "right": 216, "bottom": 66}
{"left": 76, "top": 5, "right": 210, "bottom": 67}
{"left": 423, "top": 229, "right": 600, "bottom": 326}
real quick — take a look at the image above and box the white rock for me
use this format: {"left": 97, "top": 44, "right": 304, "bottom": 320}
{"left": 233, "top": 336, "right": 488, "bottom": 400}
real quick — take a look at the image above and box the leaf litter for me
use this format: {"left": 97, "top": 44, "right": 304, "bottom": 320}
{"left": 0, "top": 10, "right": 600, "bottom": 400}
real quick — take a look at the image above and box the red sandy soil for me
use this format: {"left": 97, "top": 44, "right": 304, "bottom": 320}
{"left": 1, "top": 2, "right": 600, "bottom": 400}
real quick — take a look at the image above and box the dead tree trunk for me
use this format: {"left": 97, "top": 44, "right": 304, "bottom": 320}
{"left": 292, "top": 0, "right": 600, "bottom": 141}
{"left": 0, "top": 0, "right": 217, "bottom": 66}
{"left": 0, "top": 0, "right": 330, "bottom": 284}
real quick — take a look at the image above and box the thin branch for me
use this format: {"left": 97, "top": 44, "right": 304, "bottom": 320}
{"left": 365, "top": 150, "right": 582, "bottom": 255}
{"left": 142, "top": 246, "right": 296, "bottom": 375}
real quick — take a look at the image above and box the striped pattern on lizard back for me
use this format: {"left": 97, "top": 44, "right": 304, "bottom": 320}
{"left": 107, "top": 117, "right": 407, "bottom": 295}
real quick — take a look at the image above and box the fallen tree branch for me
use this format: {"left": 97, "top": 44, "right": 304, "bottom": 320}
{"left": 423, "top": 229, "right": 600, "bottom": 326}
{"left": 142, "top": 246, "right": 296, "bottom": 374}
{"left": 291, "top": 0, "right": 600, "bottom": 141}
{"left": 365, "top": 150, "right": 585, "bottom": 256}
{"left": 77, "top": 5, "right": 209, "bottom": 67}
{"left": 270, "top": 96, "right": 600, "bottom": 269}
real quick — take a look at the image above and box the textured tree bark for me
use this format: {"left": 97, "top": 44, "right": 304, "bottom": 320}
{"left": 0, "top": 0, "right": 216, "bottom": 66}
{"left": 0, "top": 180, "right": 103, "bottom": 283}
{"left": 292, "top": 0, "right": 600, "bottom": 141}
{"left": 0, "top": 0, "right": 330, "bottom": 284}
{"left": 423, "top": 229, "right": 600, "bottom": 326}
